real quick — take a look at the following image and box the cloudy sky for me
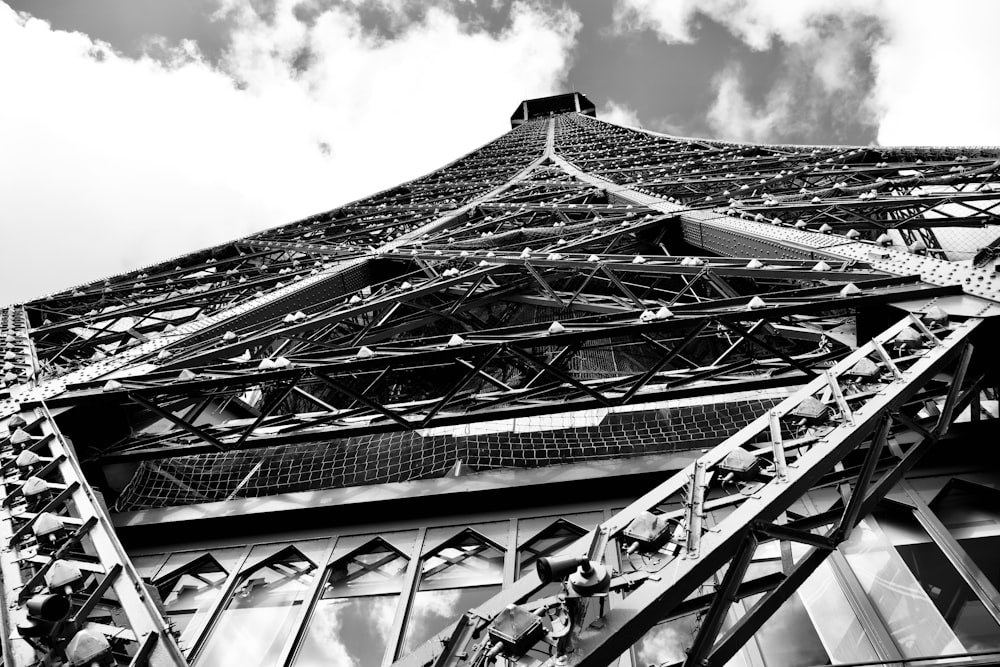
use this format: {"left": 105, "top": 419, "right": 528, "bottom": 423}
{"left": 2, "top": 0, "right": 999, "bottom": 306}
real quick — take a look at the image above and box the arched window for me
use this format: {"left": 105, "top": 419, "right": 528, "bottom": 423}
{"left": 292, "top": 537, "right": 409, "bottom": 667}
{"left": 400, "top": 528, "right": 504, "bottom": 655}
{"left": 196, "top": 543, "right": 324, "bottom": 667}
{"left": 517, "top": 517, "right": 589, "bottom": 580}
{"left": 152, "top": 547, "right": 244, "bottom": 650}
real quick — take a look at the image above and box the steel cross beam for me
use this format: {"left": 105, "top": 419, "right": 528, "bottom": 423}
{"left": 30, "top": 264, "right": 951, "bottom": 467}
{"left": 4, "top": 107, "right": 999, "bottom": 667}
{"left": 40, "top": 278, "right": 942, "bottom": 428}
{"left": 0, "top": 119, "right": 557, "bottom": 665}
{"left": 550, "top": 114, "right": 1000, "bottom": 306}
{"left": 391, "top": 314, "right": 982, "bottom": 667}
{"left": 4, "top": 120, "right": 555, "bottom": 419}
{"left": 0, "top": 257, "right": 371, "bottom": 420}
{"left": 68, "top": 250, "right": 934, "bottom": 389}
{"left": 57, "top": 271, "right": 919, "bottom": 387}
{"left": 126, "top": 251, "right": 899, "bottom": 375}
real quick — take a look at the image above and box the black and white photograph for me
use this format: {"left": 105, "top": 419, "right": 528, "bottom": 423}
{"left": 1, "top": 2, "right": 999, "bottom": 666}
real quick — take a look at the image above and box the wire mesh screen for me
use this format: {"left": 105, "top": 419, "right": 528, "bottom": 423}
{"left": 113, "top": 397, "right": 781, "bottom": 511}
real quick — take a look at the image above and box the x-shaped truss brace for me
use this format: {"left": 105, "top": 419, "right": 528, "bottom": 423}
{"left": 391, "top": 313, "right": 982, "bottom": 667}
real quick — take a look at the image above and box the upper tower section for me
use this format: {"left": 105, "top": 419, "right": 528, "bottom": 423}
{"left": 510, "top": 92, "right": 595, "bottom": 127}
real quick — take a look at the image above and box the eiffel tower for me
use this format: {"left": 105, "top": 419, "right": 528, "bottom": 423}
{"left": 3, "top": 92, "right": 1000, "bottom": 667}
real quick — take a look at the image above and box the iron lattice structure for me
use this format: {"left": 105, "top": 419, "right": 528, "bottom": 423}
{"left": 2, "top": 92, "right": 1000, "bottom": 667}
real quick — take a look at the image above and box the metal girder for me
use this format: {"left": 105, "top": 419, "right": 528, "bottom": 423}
{"left": 0, "top": 116, "right": 562, "bottom": 667}
{"left": 9, "top": 120, "right": 553, "bottom": 416}
{"left": 79, "top": 375, "right": 798, "bottom": 463}
{"left": 391, "top": 314, "right": 983, "bottom": 667}
{"left": 31, "top": 279, "right": 952, "bottom": 463}
{"left": 0, "top": 257, "right": 377, "bottom": 421}
{"left": 1, "top": 306, "right": 37, "bottom": 401}
{"left": 56, "top": 272, "right": 943, "bottom": 394}
{"left": 0, "top": 408, "right": 186, "bottom": 666}
{"left": 19, "top": 251, "right": 949, "bottom": 468}
{"left": 133, "top": 254, "right": 902, "bottom": 375}
{"left": 4, "top": 106, "right": 1000, "bottom": 667}
{"left": 551, "top": 113, "right": 1000, "bottom": 304}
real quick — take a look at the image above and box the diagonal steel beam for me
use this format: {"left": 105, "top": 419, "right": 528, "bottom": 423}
{"left": 129, "top": 394, "right": 228, "bottom": 452}
{"left": 506, "top": 345, "right": 611, "bottom": 406}
{"left": 312, "top": 371, "right": 417, "bottom": 431}
{"left": 621, "top": 321, "right": 711, "bottom": 402}
{"left": 391, "top": 315, "right": 979, "bottom": 667}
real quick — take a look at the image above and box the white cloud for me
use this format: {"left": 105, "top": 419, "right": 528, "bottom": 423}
{"left": 701, "top": 15, "right": 878, "bottom": 145}
{"left": 635, "top": 620, "right": 694, "bottom": 664}
{"left": 612, "top": 0, "right": 697, "bottom": 45}
{"left": 871, "top": 1, "right": 1000, "bottom": 146}
{"left": 613, "top": 0, "right": 876, "bottom": 49}
{"left": 0, "top": 1, "right": 580, "bottom": 306}
{"left": 613, "top": 0, "right": 1000, "bottom": 146}
{"left": 704, "top": 64, "right": 793, "bottom": 143}
{"left": 601, "top": 99, "right": 641, "bottom": 127}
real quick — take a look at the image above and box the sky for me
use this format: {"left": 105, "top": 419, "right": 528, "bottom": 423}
{"left": 2, "top": 0, "right": 999, "bottom": 307}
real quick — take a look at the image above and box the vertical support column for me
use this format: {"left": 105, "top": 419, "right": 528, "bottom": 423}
{"left": 384, "top": 528, "right": 427, "bottom": 667}
{"left": 274, "top": 538, "right": 337, "bottom": 667}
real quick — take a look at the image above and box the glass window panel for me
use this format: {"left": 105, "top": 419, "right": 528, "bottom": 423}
{"left": 154, "top": 547, "right": 245, "bottom": 651}
{"left": 159, "top": 557, "right": 232, "bottom": 611}
{"left": 329, "top": 530, "right": 418, "bottom": 565}
{"left": 196, "top": 545, "right": 318, "bottom": 667}
{"left": 633, "top": 613, "right": 699, "bottom": 665}
{"left": 722, "top": 609, "right": 756, "bottom": 667}
{"left": 904, "top": 475, "right": 953, "bottom": 504}
{"left": 796, "top": 559, "right": 880, "bottom": 664}
{"left": 326, "top": 543, "right": 408, "bottom": 598}
{"left": 631, "top": 608, "right": 753, "bottom": 667}
{"left": 131, "top": 554, "right": 167, "bottom": 580}
{"left": 743, "top": 540, "right": 785, "bottom": 581}
{"left": 245, "top": 540, "right": 327, "bottom": 567}
{"left": 400, "top": 585, "right": 501, "bottom": 656}
{"left": 291, "top": 540, "right": 408, "bottom": 667}
{"left": 932, "top": 482, "right": 1000, "bottom": 539}
{"left": 517, "top": 512, "right": 602, "bottom": 544}
{"left": 627, "top": 528, "right": 755, "bottom": 665}
{"left": 170, "top": 612, "right": 196, "bottom": 637}
{"left": 518, "top": 521, "right": 588, "bottom": 578}
{"left": 419, "top": 533, "right": 503, "bottom": 591}
{"left": 424, "top": 521, "right": 509, "bottom": 552}
{"left": 400, "top": 529, "right": 507, "bottom": 656}
{"left": 804, "top": 487, "right": 842, "bottom": 515}
{"left": 730, "top": 542, "right": 880, "bottom": 667}
{"left": 931, "top": 482, "right": 1000, "bottom": 593}
{"left": 293, "top": 595, "right": 399, "bottom": 667}
{"left": 950, "top": 536, "right": 1000, "bottom": 596}
{"left": 161, "top": 548, "right": 245, "bottom": 577}
{"left": 842, "top": 507, "right": 1000, "bottom": 657}
{"left": 749, "top": 590, "right": 829, "bottom": 667}
{"left": 880, "top": 506, "right": 1000, "bottom": 653}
